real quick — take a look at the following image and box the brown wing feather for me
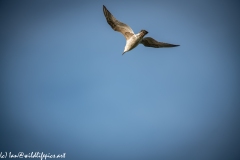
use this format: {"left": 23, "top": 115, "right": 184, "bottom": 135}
{"left": 103, "top": 5, "right": 134, "bottom": 40}
{"left": 141, "top": 37, "right": 180, "bottom": 48}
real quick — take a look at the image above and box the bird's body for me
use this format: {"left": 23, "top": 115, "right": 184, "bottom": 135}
{"left": 123, "top": 30, "right": 148, "bottom": 54}
{"left": 103, "top": 5, "right": 179, "bottom": 55}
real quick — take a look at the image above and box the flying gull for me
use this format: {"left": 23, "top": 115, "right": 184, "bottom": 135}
{"left": 103, "top": 5, "right": 180, "bottom": 55}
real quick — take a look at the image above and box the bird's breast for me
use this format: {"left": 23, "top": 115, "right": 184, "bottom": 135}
{"left": 125, "top": 36, "right": 143, "bottom": 51}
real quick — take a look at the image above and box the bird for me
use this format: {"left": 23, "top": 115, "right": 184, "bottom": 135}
{"left": 102, "top": 5, "right": 180, "bottom": 55}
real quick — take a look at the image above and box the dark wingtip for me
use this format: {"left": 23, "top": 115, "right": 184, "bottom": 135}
{"left": 171, "top": 44, "right": 180, "bottom": 47}
{"left": 103, "top": 5, "right": 107, "bottom": 13}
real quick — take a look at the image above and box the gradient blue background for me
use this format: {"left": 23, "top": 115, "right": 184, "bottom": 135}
{"left": 1, "top": 0, "right": 240, "bottom": 159}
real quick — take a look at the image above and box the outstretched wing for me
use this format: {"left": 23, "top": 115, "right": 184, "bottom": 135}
{"left": 141, "top": 37, "right": 180, "bottom": 48}
{"left": 103, "top": 5, "right": 134, "bottom": 40}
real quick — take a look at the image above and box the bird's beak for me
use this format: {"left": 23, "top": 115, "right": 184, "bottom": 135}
{"left": 122, "top": 52, "right": 125, "bottom": 55}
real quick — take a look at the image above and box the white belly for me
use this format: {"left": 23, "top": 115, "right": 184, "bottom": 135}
{"left": 124, "top": 35, "right": 142, "bottom": 52}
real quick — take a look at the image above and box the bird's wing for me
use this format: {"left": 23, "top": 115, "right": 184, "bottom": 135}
{"left": 103, "top": 5, "right": 134, "bottom": 40}
{"left": 141, "top": 37, "right": 180, "bottom": 48}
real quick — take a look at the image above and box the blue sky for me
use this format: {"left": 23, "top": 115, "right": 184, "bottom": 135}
{"left": 1, "top": 0, "right": 240, "bottom": 159}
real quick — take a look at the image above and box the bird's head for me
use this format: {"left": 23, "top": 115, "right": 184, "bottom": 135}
{"left": 140, "top": 30, "right": 148, "bottom": 35}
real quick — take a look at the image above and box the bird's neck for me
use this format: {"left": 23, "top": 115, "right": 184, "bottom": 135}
{"left": 138, "top": 30, "right": 148, "bottom": 38}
